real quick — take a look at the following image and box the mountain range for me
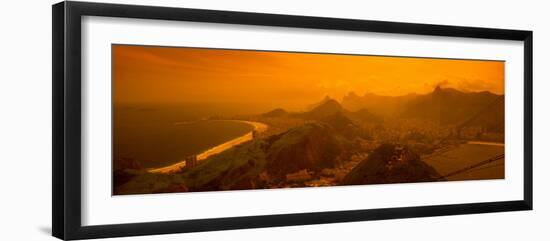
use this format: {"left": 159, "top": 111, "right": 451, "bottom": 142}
{"left": 262, "top": 86, "right": 503, "bottom": 130}
{"left": 342, "top": 86, "right": 504, "bottom": 128}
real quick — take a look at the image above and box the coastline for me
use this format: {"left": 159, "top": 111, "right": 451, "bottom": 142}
{"left": 148, "top": 120, "right": 268, "bottom": 174}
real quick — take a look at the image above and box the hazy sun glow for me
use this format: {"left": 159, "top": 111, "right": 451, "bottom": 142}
{"left": 113, "top": 45, "right": 504, "bottom": 110}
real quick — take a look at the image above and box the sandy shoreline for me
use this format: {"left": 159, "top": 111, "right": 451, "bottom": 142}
{"left": 148, "top": 120, "right": 268, "bottom": 174}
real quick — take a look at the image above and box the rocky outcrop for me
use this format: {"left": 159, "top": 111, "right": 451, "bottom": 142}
{"left": 319, "top": 111, "right": 360, "bottom": 139}
{"left": 265, "top": 122, "right": 346, "bottom": 179}
{"left": 261, "top": 108, "right": 288, "bottom": 118}
{"left": 304, "top": 98, "right": 344, "bottom": 119}
{"left": 341, "top": 144, "right": 442, "bottom": 185}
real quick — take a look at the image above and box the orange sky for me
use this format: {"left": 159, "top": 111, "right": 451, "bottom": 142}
{"left": 113, "top": 45, "right": 504, "bottom": 110}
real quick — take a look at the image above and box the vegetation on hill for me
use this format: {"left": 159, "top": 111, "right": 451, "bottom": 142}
{"left": 341, "top": 144, "right": 442, "bottom": 185}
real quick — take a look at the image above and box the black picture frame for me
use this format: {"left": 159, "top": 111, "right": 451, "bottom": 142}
{"left": 52, "top": 1, "right": 533, "bottom": 240}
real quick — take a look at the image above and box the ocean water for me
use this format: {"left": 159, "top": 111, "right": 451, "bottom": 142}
{"left": 113, "top": 103, "right": 255, "bottom": 168}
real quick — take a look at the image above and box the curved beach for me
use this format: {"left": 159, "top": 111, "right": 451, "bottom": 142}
{"left": 149, "top": 120, "right": 268, "bottom": 174}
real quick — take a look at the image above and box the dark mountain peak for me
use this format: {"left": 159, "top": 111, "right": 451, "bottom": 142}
{"left": 317, "top": 95, "right": 340, "bottom": 108}
{"left": 261, "top": 108, "right": 288, "bottom": 118}
{"left": 345, "top": 91, "right": 360, "bottom": 99}
{"left": 306, "top": 97, "right": 344, "bottom": 119}
{"left": 320, "top": 98, "right": 340, "bottom": 108}
{"left": 431, "top": 86, "right": 463, "bottom": 99}
{"left": 306, "top": 95, "right": 334, "bottom": 111}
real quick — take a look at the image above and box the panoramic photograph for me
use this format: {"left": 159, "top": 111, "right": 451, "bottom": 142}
{"left": 112, "top": 45, "right": 505, "bottom": 195}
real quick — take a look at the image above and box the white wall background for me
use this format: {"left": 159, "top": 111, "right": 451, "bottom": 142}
{"left": 0, "top": 0, "right": 548, "bottom": 240}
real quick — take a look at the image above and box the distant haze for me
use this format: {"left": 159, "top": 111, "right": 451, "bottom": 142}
{"left": 113, "top": 45, "right": 504, "bottom": 113}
